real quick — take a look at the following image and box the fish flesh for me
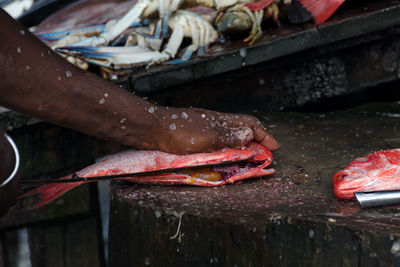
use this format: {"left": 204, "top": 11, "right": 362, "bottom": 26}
{"left": 333, "top": 149, "right": 400, "bottom": 199}
{"left": 22, "top": 142, "right": 274, "bottom": 208}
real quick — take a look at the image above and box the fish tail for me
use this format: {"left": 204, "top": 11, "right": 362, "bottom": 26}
{"left": 289, "top": 0, "right": 346, "bottom": 24}
{"left": 21, "top": 180, "right": 85, "bottom": 209}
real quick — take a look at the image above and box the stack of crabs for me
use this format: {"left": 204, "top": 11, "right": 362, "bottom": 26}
{"left": 33, "top": 0, "right": 345, "bottom": 79}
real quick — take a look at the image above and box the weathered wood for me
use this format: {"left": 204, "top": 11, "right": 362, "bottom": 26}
{"left": 147, "top": 26, "right": 400, "bottom": 112}
{"left": 0, "top": 233, "right": 5, "bottom": 267}
{"left": 28, "top": 216, "right": 105, "bottom": 267}
{"left": 108, "top": 102, "right": 400, "bottom": 266}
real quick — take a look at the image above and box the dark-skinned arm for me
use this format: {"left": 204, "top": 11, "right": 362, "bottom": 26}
{"left": 0, "top": 9, "right": 279, "bottom": 154}
{"left": 0, "top": 9, "right": 279, "bottom": 215}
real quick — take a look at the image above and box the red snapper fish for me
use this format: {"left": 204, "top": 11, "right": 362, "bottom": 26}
{"left": 23, "top": 142, "right": 274, "bottom": 208}
{"left": 333, "top": 149, "right": 400, "bottom": 199}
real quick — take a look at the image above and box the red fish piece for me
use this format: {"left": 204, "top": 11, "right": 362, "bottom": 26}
{"left": 333, "top": 149, "right": 400, "bottom": 199}
{"left": 244, "top": 0, "right": 274, "bottom": 11}
{"left": 22, "top": 142, "right": 274, "bottom": 208}
{"left": 295, "top": 0, "right": 346, "bottom": 24}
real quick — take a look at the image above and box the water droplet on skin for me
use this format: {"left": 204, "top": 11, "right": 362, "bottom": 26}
{"left": 99, "top": 98, "right": 105, "bottom": 104}
{"left": 171, "top": 114, "right": 178, "bottom": 119}
{"left": 148, "top": 106, "right": 155, "bottom": 113}
{"left": 169, "top": 123, "right": 176, "bottom": 130}
{"left": 66, "top": 71, "right": 72, "bottom": 78}
{"left": 162, "top": 116, "right": 166, "bottom": 120}
{"left": 19, "top": 30, "right": 25, "bottom": 35}
{"left": 16, "top": 47, "right": 22, "bottom": 53}
{"left": 38, "top": 105, "right": 43, "bottom": 111}
{"left": 25, "top": 65, "right": 30, "bottom": 70}
{"left": 41, "top": 52, "right": 44, "bottom": 57}
{"left": 181, "top": 112, "right": 188, "bottom": 119}
{"left": 121, "top": 125, "right": 126, "bottom": 129}
{"left": 120, "top": 118, "right": 126, "bottom": 124}
{"left": 104, "top": 93, "right": 109, "bottom": 97}
{"left": 190, "top": 138, "right": 195, "bottom": 144}
{"left": 201, "top": 114, "right": 206, "bottom": 118}
{"left": 58, "top": 76, "right": 61, "bottom": 80}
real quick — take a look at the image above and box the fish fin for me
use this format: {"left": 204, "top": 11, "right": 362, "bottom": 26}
{"left": 289, "top": 0, "right": 346, "bottom": 24}
{"left": 20, "top": 181, "right": 85, "bottom": 209}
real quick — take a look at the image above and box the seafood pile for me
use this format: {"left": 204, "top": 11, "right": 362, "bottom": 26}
{"left": 33, "top": 0, "right": 345, "bottom": 78}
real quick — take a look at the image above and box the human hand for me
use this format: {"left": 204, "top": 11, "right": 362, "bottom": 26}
{"left": 150, "top": 106, "right": 279, "bottom": 154}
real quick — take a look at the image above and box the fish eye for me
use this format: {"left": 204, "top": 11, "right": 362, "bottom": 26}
{"left": 355, "top": 157, "right": 369, "bottom": 162}
{"left": 352, "top": 153, "right": 377, "bottom": 165}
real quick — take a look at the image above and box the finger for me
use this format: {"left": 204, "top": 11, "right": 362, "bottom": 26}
{"left": 220, "top": 114, "right": 280, "bottom": 151}
{"left": 253, "top": 126, "right": 280, "bottom": 151}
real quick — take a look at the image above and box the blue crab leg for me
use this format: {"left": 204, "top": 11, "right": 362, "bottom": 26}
{"left": 37, "top": 24, "right": 107, "bottom": 41}
{"left": 166, "top": 45, "right": 195, "bottom": 64}
{"left": 74, "top": 0, "right": 153, "bottom": 46}
{"left": 37, "top": 20, "right": 150, "bottom": 43}
{"left": 56, "top": 46, "right": 164, "bottom": 69}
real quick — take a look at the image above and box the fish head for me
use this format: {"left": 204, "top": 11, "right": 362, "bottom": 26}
{"left": 333, "top": 149, "right": 400, "bottom": 199}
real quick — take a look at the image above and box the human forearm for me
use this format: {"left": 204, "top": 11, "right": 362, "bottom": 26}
{"left": 0, "top": 9, "right": 279, "bottom": 154}
{"left": 0, "top": 9, "right": 160, "bottom": 149}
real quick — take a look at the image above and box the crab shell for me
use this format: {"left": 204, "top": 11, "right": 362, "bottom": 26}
{"left": 22, "top": 142, "right": 274, "bottom": 208}
{"left": 333, "top": 149, "right": 400, "bottom": 199}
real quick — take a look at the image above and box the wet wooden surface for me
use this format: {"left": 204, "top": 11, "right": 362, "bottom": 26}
{"left": 108, "top": 102, "right": 400, "bottom": 267}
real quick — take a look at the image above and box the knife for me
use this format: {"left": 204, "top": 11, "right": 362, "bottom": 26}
{"left": 354, "top": 191, "right": 400, "bottom": 208}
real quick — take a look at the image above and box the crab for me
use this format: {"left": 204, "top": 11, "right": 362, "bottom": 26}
{"left": 149, "top": 9, "right": 219, "bottom": 64}
{"left": 215, "top": 0, "right": 282, "bottom": 45}
{"left": 71, "top": 0, "right": 184, "bottom": 47}
{"left": 56, "top": 9, "right": 219, "bottom": 70}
